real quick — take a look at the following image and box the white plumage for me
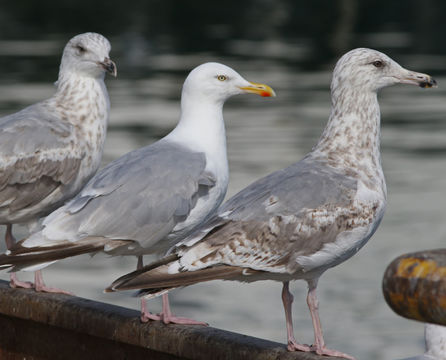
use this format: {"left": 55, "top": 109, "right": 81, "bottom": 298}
{"left": 1, "top": 62, "right": 275, "bottom": 323}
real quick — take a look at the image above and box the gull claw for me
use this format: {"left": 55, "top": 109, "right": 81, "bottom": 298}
{"left": 159, "top": 313, "right": 208, "bottom": 326}
{"left": 34, "top": 284, "right": 74, "bottom": 296}
{"left": 287, "top": 340, "right": 311, "bottom": 352}
{"left": 310, "top": 345, "right": 356, "bottom": 360}
{"left": 140, "top": 311, "right": 161, "bottom": 323}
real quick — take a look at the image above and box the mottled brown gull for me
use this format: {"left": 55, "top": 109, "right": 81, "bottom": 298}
{"left": 0, "top": 32, "right": 116, "bottom": 293}
{"left": 106, "top": 49, "right": 436, "bottom": 359}
{"left": 0, "top": 62, "right": 275, "bottom": 324}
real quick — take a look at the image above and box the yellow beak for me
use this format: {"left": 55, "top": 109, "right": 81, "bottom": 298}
{"left": 239, "top": 82, "right": 276, "bottom": 97}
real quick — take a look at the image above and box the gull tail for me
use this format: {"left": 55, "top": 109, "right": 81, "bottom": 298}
{"left": 105, "top": 254, "right": 247, "bottom": 298}
{"left": 0, "top": 235, "right": 131, "bottom": 272}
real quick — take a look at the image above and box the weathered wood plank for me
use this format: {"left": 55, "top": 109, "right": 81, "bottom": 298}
{"left": 0, "top": 280, "right": 344, "bottom": 360}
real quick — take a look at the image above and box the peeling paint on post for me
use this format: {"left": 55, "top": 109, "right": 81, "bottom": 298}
{"left": 382, "top": 249, "right": 446, "bottom": 325}
{"left": 0, "top": 280, "right": 344, "bottom": 360}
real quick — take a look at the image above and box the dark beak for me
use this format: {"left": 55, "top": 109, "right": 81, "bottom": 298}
{"left": 99, "top": 58, "right": 117, "bottom": 77}
{"left": 419, "top": 77, "right": 437, "bottom": 88}
{"left": 399, "top": 69, "right": 437, "bottom": 88}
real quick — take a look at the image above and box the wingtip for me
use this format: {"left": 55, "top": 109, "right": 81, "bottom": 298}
{"left": 0, "top": 253, "right": 13, "bottom": 268}
{"left": 104, "top": 277, "right": 124, "bottom": 292}
{"left": 105, "top": 274, "right": 132, "bottom": 292}
{"left": 103, "top": 286, "right": 114, "bottom": 293}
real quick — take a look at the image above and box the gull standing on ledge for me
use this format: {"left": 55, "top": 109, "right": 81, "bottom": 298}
{"left": 0, "top": 32, "right": 116, "bottom": 293}
{"left": 107, "top": 49, "right": 436, "bottom": 359}
{"left": 0, "top": 62, "right": 275, "bottom": 324}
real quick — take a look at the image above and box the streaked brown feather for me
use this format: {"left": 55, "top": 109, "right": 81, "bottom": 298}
{"left": 106, "top": 262, "right": 249, "bottom": 292}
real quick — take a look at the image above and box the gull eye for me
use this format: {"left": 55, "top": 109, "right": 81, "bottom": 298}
{"left": 372, "top": 60, "right": 384, "bottom": 68}
{"left": 75, "top": 44, "right": 87, "bottom": 55}
{"left": 217, "top": 75, "right": 228, "bottom": 81}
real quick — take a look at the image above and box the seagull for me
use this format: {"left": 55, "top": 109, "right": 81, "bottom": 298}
{"left": 106, "top": 49, "right": 436, "bottom": 359}
{"left": 0, "top": 62, "right": 275, "bottom": 323}
{"left": 0, "top": 32, "right": 116, "bottom": 293}
{"left": 398, "top": 324, "right": 446, "bottom": 360}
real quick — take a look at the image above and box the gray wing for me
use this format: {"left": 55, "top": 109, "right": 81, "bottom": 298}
{"left": 221, "top": 157, "right": 357, "bottom": 221}
{"left": 174, "top": 157, "right": 360, "bottom": 273}
{"left": 0, "top": 103, "right": 82, "bottom": 213}
{"left": 41, "top": 140, "right": 215, "bottom": 250}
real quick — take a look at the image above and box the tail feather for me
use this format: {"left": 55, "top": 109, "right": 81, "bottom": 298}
{"left": 0, "top": 237, "right": 132, "bottom": 271}
{"left": 106, "top": 255, "right": 247, "bottom": 295}
{"left": 109, "top": 254, "right": 180, "bottom": 285}
{"left": 134, "top": 265, "right": 247, "bottom": 299}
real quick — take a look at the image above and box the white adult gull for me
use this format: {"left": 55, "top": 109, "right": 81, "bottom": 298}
{"left": 106, "top": 49, "right": 436, "bottom": 359}
{"left": 0, "top": 32, "right": 116, "bottom": 293}
{"left": 0, "top": 62, "right": 275, "bottom": 324}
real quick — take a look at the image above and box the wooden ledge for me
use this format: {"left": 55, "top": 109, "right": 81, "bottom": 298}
{"left": 0, "top": 280, "right": 343, "bottom": 359}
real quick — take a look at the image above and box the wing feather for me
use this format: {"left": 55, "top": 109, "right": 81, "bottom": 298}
{"left": 19, "top": 140, "right": 217, "bottom": 258}
{"left": 171, "top": 158, "right": 360, "bottom": 274}
{"left": 0, "top": 102, "right": 83, "bottom": 213}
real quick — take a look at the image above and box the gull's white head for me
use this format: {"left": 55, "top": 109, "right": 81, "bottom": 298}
{"left": 332, "top": 48, "right": 436, "bottom": 93}
{"left": 59, "top": 32, "right": 117, "bottom": 79}
{"left": 181, "top": 62, "right": 275, "bottom": 104}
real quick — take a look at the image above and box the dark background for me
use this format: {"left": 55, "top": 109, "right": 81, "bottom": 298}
{"left": 0, "top": 0, "right": 445, "bottom": 75}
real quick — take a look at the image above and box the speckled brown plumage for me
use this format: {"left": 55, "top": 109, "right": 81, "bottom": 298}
{"left": 108, "top": 48, "right": 436, "bottom": 359}
{"left": 0, "top": 32, "right": 116, "bottom": 292}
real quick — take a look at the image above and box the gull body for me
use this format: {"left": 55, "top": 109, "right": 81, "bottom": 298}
{"left": 1, "top": 62, "right": 275, "bottom": 323}
{"left": 0, "top": 32, "right": 116, "bottom": 292}
{"left": 107, "top": 49, "right": 436, "bottom": 358}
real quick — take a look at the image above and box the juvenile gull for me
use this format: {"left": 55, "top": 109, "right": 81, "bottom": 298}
{"left": 0, "top": 62, "right": 275, "bottom": 323}
{"left": 107, "top": 49, "right": 436, "bottom": 359}
{"left": 0, "top": 32, "right": 116, "bottom": 293}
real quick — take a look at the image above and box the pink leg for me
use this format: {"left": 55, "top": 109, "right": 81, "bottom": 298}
{"left": 140, "top": 297, "right": 161, "bottom": 322}
{"left": 5, "top": 224, "right": 34, "bottom": 289}
{"left": 34, "top": 270, "right": 73, "bottom": 295}
{"left": 138, "top": 256, "right": 162, "bottom": 322}
{"left": 158, "top": 293, "right": 207, "bottom": 326}
{"left": 137, "top": 256, "right": 206, "bottom": 325}
{"left": 9, "top": 272, "right": 34, "bottom": 289}
{"left": 306, "top": 279, "right": 356, "bottom": 360}
{"left": 281, "top": 281, "right": 311, "bottom": 352}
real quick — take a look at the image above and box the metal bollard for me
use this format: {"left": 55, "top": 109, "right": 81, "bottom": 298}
{"left": 382, "top": 249, "right": 446, "bottom": 326}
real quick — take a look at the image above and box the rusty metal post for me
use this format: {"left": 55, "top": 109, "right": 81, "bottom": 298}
{"left": 0, "top": 280, "right": 344, "bottom": 360}
{"left": 382, "top": 249, "right": 446, "bottom": 325}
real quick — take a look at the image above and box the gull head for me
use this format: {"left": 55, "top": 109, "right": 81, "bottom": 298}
{"left": 332, "top": 48, "right": 436, "bottom": 93}
{"left": 182, "top": 62, "right": 275, "bottom": 104}
{"left": 59, "top": 32, "right": 117, "bottom": 79}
